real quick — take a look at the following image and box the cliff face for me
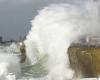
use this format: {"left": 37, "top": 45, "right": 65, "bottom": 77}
{"left": 68, "top": 45, "right": 100, "bottom": 78}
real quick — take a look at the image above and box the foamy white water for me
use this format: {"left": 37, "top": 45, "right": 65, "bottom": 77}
{"left": 0, "top": 53, "right": 21, "bottom": 80}
{"left": 25, "top": 1, "right": 100, "bottom": 80}
{"left": 0, "top": 1, "right": 100, "bottom": 80}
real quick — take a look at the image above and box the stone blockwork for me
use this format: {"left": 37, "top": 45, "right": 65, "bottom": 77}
{"left": 68, "top": 44, "right": 100, "bottom": 78}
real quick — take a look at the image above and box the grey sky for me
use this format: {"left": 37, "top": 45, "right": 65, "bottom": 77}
{"left": 0, "top": 0, "right": 89, "bottom": 41}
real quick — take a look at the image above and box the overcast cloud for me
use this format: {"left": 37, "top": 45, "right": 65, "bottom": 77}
{"left": 0, "top": 0, "right": 93, "bottom": 41}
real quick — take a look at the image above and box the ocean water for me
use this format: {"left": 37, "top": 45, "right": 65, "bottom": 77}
{"left": 0, "top": 0, "right": 100, "bottom": 80}
{"left": 24, "top": 1, "right": 100, "bottom": 80}
{"left": 0, "top": 43, "right": 99, "bottom": 80}
{"left": 0, "top": 43, "right": 48, "bottom": 80}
